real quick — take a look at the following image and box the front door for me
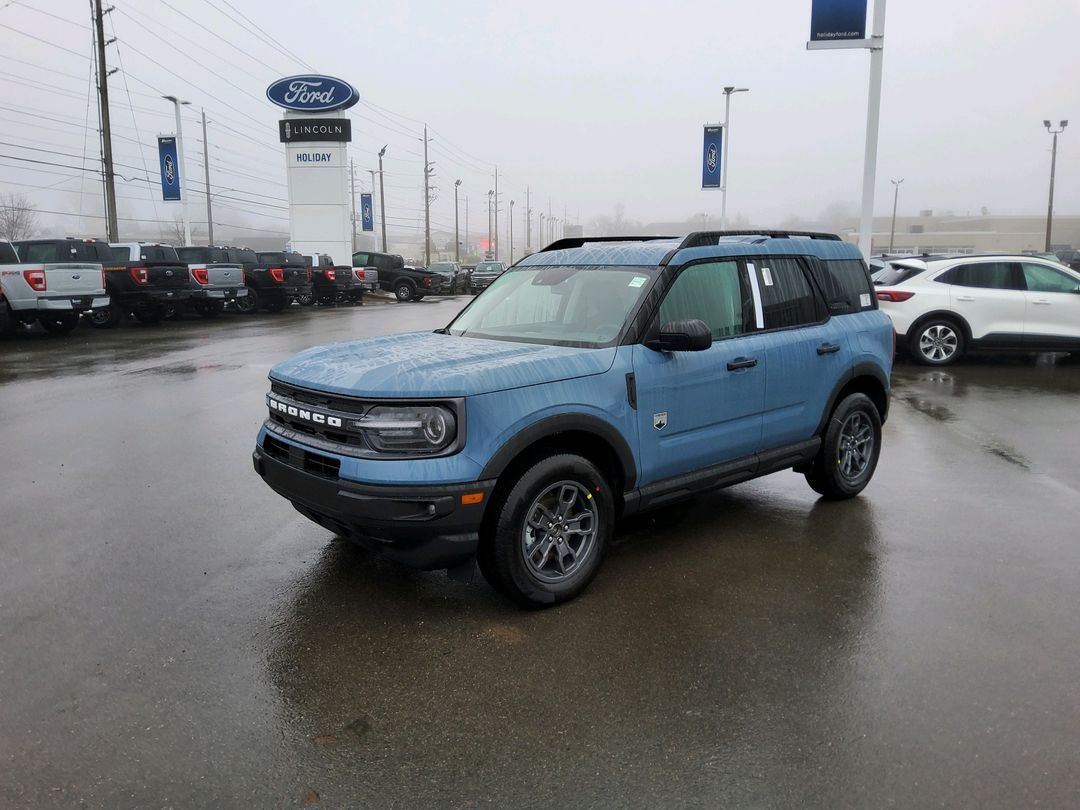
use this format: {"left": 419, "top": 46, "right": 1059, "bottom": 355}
{"left": 940, "top": 260, "right": 1026, "bottom": 344}
{"left": 1020, "top": 261, "right": 1080, "bottom": 350}
{"left": 632, "top": 259, "right": 767, "bottom": 487}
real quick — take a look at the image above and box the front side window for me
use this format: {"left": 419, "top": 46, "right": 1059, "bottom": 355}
{"left": 448, "top": 265, "right": 654, "bottom": 347}
{"left": 938, "top": 262, "right": 1019, "bottom": 290}
{"left": 754, "top": 258, "right": 825, "bottom": 329}
{"left": 1021, "top": 262, "right": 1080, "bottom": 293}
{"left": 658, "top": 261, "right": 747, "bottom": 339}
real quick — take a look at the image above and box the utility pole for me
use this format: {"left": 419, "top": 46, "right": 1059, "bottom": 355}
{"left": 454, "top": 179, "right": 462, "bottom": 263}
{"left": 509, "top": 199, "right": 515, "bottom": 264}
{"left": 487, "top": 189, "right": 493, "bottom": 257}
{"left": 888, "top": 178, "right": 903, "bottom": 253}
{"left": 378, "top": 145, "right": 387, "bottom": 252}
{"left": 539, "top": 212, "right": 544, "bottom": 247}
{"left": 164, "top": 95, "right": 191, "bottom": 245}
{"left": 525, "top": 185, "right": 531, "bottom": 252}
{"left": 1044, "top": 120, "right": 1068, "bottom": 251}
{"left": 465, "top": 196, "right": 469, "bottom": 259}
{"left": 369, "top": 168, "right": 377, "bottom": 251}
{"left": 350, "top": 160, "right": 357, "bottom": 251}
{"left": 422, "top": 125, "right": 432, "bottom": 266}
{"left": 93, "top": 0, "right": 118, "bottom": 240}
{"left": 201, "top": 108, "right": 213, "bottom": 245}
{"left": 493, "top": 165, "right": 499, "bottom": 261}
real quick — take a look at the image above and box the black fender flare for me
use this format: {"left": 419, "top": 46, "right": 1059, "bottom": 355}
{"left": 479, "top": 413, "right": 638, "bottom": 492}
{"left": 815, "top": 362, "right": 891, "bottom": 437}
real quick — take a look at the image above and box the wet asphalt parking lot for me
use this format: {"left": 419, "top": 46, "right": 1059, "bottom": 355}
{"left": 2, "top": 298, "right": 1079, "bottom": 808}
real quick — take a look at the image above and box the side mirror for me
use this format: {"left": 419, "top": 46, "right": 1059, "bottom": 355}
{"left": 648, "top": 319, "right": 712, "bottom": 352}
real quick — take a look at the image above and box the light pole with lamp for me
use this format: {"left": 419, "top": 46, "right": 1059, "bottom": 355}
{"left": 1044, "top": 120, "right": 1068, "bottom": 251}
{"left": 888, "top": 178, "right": 904, "bottom": 254}
{"left": 539, "top": 212, "right": 545, "bottom": 247}
{"left": 163, "top": 95, "right": 192, "bottom": 245}
{"left": 377, "top": 145, "right": 388, "bottom": 252}
{"left": 454, "top": 180, "right": 462, "bottom": 263}
{"left": 487, "top": 189, "right": 494, "bottom": 257}
{"left": 720, "top": 86, "right": 749, "bottom": 229}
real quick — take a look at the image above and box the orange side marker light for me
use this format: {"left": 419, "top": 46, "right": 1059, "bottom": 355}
{"left": 461, "top": 492, "right": 484, "bottom": 506}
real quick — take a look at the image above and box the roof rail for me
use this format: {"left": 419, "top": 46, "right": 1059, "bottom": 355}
{"left": 678, "top": 230, "right": 842, "bottom": 249}
{"left": 539, "top": 235, "right": 678, "bottom": 253}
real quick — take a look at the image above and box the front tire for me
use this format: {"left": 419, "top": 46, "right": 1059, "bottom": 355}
{"left": 481, "top": 453, "right": 613, "bottom": 607}
{"left": 911, "top": 318, "right": 964, "bottom": 366}
{"left": 38, "top": 312, "right": 80, "bottom": 334}
{"left": 804, "top": 393, "right": 882, "bottom": 499}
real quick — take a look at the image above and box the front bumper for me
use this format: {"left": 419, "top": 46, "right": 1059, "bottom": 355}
{"left": 252, "top": 441, "right": 495, "bottom": 570}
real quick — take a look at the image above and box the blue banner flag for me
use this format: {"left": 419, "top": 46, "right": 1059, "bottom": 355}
{"left": 701, "top": 126, "right": 723, "bottom": 189}
{"left": 810, "top": 0, "right": 867, "bottom": 41}
{"left": 360, "top": 193, "right": 374, "bottom": 231}
{"left": 157, "top": 136, "right": 181, "bottom": 201}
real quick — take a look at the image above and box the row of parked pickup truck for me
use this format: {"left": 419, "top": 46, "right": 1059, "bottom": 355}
{"left": 0, "top": 238, "right": 381, "bottom": 335}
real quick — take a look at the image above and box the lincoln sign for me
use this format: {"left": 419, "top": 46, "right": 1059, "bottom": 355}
{"left": 266, "top": 75, "right": 360, "bottom": 112}
{"left": 279, "top": 118, "right": 352, "bottom": 143}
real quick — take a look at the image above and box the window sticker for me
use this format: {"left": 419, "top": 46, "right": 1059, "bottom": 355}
{"left": 860, "top": 293, "right": 871, "bottom": 307}
{"left": 628, "top": 276, "right": 647, "bottom": 288}
{"left": 761, "top": 266, "right": 774, "bottom": 286}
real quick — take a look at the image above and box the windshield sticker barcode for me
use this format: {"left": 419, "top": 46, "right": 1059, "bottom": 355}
{"left": 628, "top": 276, "right": 647, "bottom": 288}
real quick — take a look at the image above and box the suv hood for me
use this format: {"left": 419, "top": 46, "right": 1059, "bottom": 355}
{"left": 270, "top": 331, "right": 617, "bottom": 398}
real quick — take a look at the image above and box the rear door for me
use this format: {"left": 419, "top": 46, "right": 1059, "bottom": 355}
{"left": 755, "top": 257, "right": 848, "bottom": 450}
{"left": 632, "top": 259, "right": 767, "bottom": 485}
{"left": 1020, "top": 261, "right": 1080, "bottom": 349}
{"left": 938, "top": 261, "right": 1026, "bottom": 343}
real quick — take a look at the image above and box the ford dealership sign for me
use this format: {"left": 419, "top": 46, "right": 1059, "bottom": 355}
{"left": 266, "top": 75, "right": 359, "bottom": 112}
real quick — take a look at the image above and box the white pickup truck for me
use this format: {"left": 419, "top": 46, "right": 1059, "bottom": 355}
{"left": 0, "top": 239, "right": 109, "bottom": 335}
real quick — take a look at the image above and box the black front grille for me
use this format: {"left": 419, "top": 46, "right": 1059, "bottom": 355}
{"left": 271, "top": 381, "right": 368, "bottom": 414}
{"left": 263, "top": 434, "right": 341, "bottom": 480}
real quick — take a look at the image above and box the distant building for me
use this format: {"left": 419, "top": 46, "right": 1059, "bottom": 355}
{"left": 852, "top": 213, "right": 1080, "bottom": 255}
{"left": 562, "top": 224, "right": 584, "bottom": 239}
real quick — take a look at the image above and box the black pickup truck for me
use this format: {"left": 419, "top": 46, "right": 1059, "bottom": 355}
{"left": 14, "top": 239, "right": 192, "bottom": 327}
{"left": 304, "top": 253, "right": 364, "bottom": 305}
{"left": 352, "top": 250, "right": 440, "bottom": 302}
{"left": 247, "top": 251, "right": 312, "bottom": 313}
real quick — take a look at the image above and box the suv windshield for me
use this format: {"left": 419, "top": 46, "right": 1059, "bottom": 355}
{"left": 474, "top": 261, "right": 505, "bottom": 274}
{"left": 447, "top": 265, "right": 654, "bottom": 347}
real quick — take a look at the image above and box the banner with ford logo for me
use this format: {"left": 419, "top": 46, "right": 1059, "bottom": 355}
{"left": 360, "top": 193, "right": 374, "bottom": 231}
{"left": 266, "top": 75, "right": 360, "bottom": 113}
{"left": 810, "top": 0, "right": 867, "bottom": 41}
{"left": 701, "top": 126, "right": 723, "bottom": 189}
{"left": 157, "top": 136, "right": 181, "bottom": 201}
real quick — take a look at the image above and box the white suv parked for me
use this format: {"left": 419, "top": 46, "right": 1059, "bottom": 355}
{"left": 874, "top": 254, "right": 1080, "bottom": 365}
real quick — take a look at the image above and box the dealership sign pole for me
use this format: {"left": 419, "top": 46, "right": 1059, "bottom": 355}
{"left": 808, "top": 0, "right": 886, "bottom": 257}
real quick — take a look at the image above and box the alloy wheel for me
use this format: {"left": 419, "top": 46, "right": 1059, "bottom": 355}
{"left": 919, "top": 324, "right": 958, "bottom": 363}
{"left": 836, "top": 411, "right": 874, "bottom": 481}
{"left": 521, "top": 481, "right": 598, "bottom": 584}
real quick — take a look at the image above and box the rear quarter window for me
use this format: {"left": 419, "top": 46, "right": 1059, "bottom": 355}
{"left": 818, "top": 259, "right": 877, "bottom": 313}
{"left": 0, "top": 242, "right": 19, "bottom": 263}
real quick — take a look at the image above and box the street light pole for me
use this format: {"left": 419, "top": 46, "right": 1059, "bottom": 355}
{"left": 509, "top": 199, "right": 515, "bottom": 264}
{"left": 720, "top": 85, "right": 749, "bottom": 230}
{"left": 888, "top": 178, "right": 904, "bottom": 254}
{"left": 1044, "top": 119, "right": 1068, "bottom": 251}
{"left": 539, "top": 212, "right": 545, "bottom": 247}
{"left": 163, "top": 95, "right": 192, "bottom": 245}
{"left": 525, "top": 185, "right": 531, "bottom": 252}
{"left": 377, "top": 145, "right": 387, "bottom": 252}
{"left": 201, "top": 108, "right": 213, "bottom": 245}
{"left": 465, "top": 196, "right": 469, "bottom": 259}
{"left": 487, "top": 189, "right": 493, "bottom": 257}
{"left": 454, "top": 179, "right": 462, "bottom": 263}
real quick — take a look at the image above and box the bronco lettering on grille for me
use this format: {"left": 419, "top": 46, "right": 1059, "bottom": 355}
{"left": 268, "top": 397, "right": 343, "bottom": 428}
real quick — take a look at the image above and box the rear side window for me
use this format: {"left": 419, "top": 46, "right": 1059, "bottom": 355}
{"left": 818, "top": 259, "right": 876, "bottom": 312}
{"left": 352, "top": 252, "right": 369, "bottom": 266}
{"left": 1021, "top": 262, "right": 1080, "bottom": 293}
{"left": 0, "top": 242, "right": 17, "bottom": 263}
{"left": 753, "top": 258, "right": 826, "bottom": 329}
{"left": 659, "top": 261, "right": 748, "bottom": 339}
{"left": 21, "top": 243, "right": 60, "bottom": 262}
{"left": 937, "top": 262, "right": 1020, "bottom": 290}
{"left": 226, "top": 249, "right": 256, "bottom": 265}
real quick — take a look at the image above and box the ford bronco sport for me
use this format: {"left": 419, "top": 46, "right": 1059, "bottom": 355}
{"left": 254, "top": 232, "right": 893, "bottom": 606}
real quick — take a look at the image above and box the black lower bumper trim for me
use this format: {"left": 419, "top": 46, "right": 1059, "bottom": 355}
{"left": 252, "top": 445, "right": 495, "bottom": 570}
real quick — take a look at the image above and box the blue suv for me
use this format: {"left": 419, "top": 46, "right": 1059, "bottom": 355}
{"left": 253, "top": 231, "right": 893, "bottom": 606}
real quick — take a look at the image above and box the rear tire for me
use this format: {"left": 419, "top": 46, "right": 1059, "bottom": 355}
{"left": 395, "top": 282, "right": 415, "bottom": 302}
{"left": 234, "top": 288, "right": 258, "bottom": 314}
{"left": 910, "top": 318, "right": 965, "bottom": 366}
{"left": 0, "top": 302, "right": 16, "bottom": 337}
{"left": 263, "top": 297, "right": 286, "bottom": 313}
{"left": 38, "top": 312, "right": 80, "bottom": 334}
{"left": 87, "top": 301, "right": 124, "bottom": 328}
{"left": 132, "top": 304, "right": 163, "bottom": 324}
{"left": 804, "top": 393, "right": 882, "bottom": 500}
{"left": 481, "top": 453, "right": 613, "bottom": 607}
{"left": 194, "top": 299, "right": 223, "bottom": 319}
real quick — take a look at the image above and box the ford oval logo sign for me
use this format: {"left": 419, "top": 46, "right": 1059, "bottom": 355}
{"left": 266, "top": 75, "right": 359, "bottom": 112}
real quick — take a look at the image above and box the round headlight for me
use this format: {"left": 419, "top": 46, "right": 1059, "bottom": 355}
{"left": 423, "top": 409, "right": 449, "bottom": 444}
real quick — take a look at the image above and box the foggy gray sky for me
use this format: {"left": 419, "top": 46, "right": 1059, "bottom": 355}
{"left": 1, "top": 0, "right": 1078, "bottom": 241}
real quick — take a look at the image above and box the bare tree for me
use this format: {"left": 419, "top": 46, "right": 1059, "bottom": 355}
{"left": 0, "top": 193, "right": 39, "bottom": 241}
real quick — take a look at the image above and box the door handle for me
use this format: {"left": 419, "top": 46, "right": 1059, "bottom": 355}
{"left": 1032, "top": 299, "right": 1052, "bottom": 305}
{"left": 817, "top": 342, "right": 841, "bottom": 355}
{"left": 727, "top": 357, "right": 758, "bottom": 371}
{"left": 956, "top": 295, "right": 976, "bottom": 302}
